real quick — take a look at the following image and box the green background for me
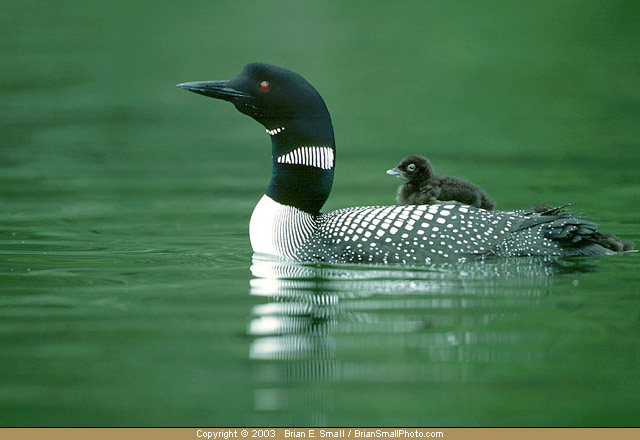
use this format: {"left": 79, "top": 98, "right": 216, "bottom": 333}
{"left": 1, "top": 0, "right": 638, "bottom": 426}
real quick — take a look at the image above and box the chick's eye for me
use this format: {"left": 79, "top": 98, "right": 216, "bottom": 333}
{"left": 407, "top": 164, "right": 416, "bottom": 171}
{"left": 259, "top": 81, "right": 270, "bottom": 91}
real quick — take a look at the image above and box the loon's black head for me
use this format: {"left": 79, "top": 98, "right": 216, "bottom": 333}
{"left": 179, "top": 63, "right": 335, "bottom": 215}
{"left": 177, "top": 62, "right": 333, "bottom": 144}
{"left": 387, "top": 155, "right": 435, "bottom": 183}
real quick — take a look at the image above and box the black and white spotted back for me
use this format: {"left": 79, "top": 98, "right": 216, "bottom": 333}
{"left": 296, "top": 203, "right": 578, "bottom": 264}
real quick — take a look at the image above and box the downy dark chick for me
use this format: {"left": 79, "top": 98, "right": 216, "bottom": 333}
{"left": 388, "top": 155, "right": 496, "bottom": 210}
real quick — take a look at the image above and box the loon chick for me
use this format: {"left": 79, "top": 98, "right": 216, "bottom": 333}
{"left": 387, "top": 155, "right": 496, "bottom": 210}
{"left": 177, "top": 62, "right": 623, "bottom": 264}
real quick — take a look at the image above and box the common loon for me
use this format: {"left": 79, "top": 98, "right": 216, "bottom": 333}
{"left": 387, "top": 155, "right": 496, "bottom": 209}
{"left": 178, "top": 62, "right": 625, "bottom": 264}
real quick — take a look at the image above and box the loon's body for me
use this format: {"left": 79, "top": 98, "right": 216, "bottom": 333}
{"left": 388, "top": 155, "right": 496, "bottom": 210}
{"left": 249, "top": 193, "right": 607, "bottom": 264}
{"left": 178, "top": 62, "right": 624, "bottom": 264}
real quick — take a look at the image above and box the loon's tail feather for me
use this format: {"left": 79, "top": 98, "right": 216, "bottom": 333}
{"left": 516, "top": 213, "right": 633, "bottom": 256}
{"left": 591, "top": 233, "right": 635, "bottom": 252}
{"left": 562, "top": 243, "right": 616, "bottom": 256}
{"left": 543, "top": 220, "right": 599, "bottom": 243}
{"left": 532, "top": 203, "right": 572, "bottom": 216}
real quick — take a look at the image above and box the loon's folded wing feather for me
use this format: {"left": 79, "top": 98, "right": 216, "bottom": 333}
{"left": 295, "top": 203, "right": 619, "bottom": 263}
{"left": 508, "top": 214, "right": 616, "bottom": 255}
{"left": 298, "top": 203, "right": 544, "bottom": 264}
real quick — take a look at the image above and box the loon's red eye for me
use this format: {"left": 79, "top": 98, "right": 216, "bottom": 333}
{"left": 259, "top": 81, "right": 270, "bottom": 91}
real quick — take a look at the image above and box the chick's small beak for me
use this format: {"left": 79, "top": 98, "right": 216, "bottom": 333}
{"left": 386, "top": 167, "right": 402, "bottom": 177}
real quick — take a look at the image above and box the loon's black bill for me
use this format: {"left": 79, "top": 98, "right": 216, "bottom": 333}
{"left": 386, "top": 168, "right": 401, "bottom": 176}
{"left": 177, "top": 81, "right": 251, "bottom": 102}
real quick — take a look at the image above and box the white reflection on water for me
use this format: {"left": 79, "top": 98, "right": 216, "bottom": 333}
{"left": 246, "top": 255, "right": 591, "bottom": 425}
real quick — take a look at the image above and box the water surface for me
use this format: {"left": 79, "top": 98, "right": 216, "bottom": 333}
{"left": 1, "top": 0, "right": 638, "bottom": 427}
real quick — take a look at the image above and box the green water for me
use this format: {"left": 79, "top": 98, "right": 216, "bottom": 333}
{"left": 1, "top": 0, "right": 639, "bottom": 427}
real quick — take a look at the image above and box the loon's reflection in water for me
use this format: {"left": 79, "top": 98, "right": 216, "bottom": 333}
{"left": 246, "top": 255, "right": 594, "bottom": 426}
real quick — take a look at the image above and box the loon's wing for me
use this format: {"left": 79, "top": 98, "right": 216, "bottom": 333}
{"left": 297, "top": 203, "right": 612, "bottom": 264}
{"left": 297, "top": 203, "right": 523, "bottom": 263}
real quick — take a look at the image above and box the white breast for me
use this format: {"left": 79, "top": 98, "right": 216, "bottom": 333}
{"left": 249, "top": 195, "right": 317, "bottom": 259}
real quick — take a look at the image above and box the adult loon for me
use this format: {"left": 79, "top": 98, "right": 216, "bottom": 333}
{"left": 178, "top": 62, "right": 623, "bottom": 264}
{"left": 387, "top": 155, "right": 496, "bottom": 209}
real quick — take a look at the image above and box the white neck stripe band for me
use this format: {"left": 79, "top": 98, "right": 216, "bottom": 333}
{"left": 266, "top": 127, "right": 286, "bottom": 136}
{"left": 276, "top": 146, "right": 335, "bottom": 170}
